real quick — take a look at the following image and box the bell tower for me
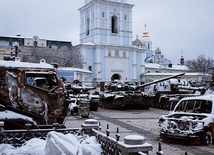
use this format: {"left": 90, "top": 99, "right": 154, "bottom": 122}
{"left": 76, "top": 0, "right": 145, "bottom": 83}
{"left": 79, "top": 0, "right": 134, "bottom": 46}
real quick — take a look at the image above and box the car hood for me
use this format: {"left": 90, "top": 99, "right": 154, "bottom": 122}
{"left": 162, "top": 113, "right": 208, "bottom": 121}
{"left": 159, "top": 112, "right": 211, "bottom": 132}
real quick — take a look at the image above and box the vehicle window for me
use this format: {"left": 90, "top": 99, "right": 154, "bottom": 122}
{"left": 185, "top": 100, "right": 195, "bottom": 112}
{"left": 195, "top": 100, "right": 212, "bottom": 114}
{"left": 25, "top": 73, "right": 58, "bottom": 90}
{"left": 175, "top": 99, "right": 212, "bottom": 114}
{"left": 175, "top": 100, "right": 187, "bottom": 112}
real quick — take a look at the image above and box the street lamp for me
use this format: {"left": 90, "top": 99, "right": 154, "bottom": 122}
{"left": 14, "top": 42, "right": 19, "bottom": 57}
{"left": 13, "top": 42, "right": 20, "bottom": 57}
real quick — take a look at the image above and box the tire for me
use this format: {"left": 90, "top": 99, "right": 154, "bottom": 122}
{"left": 202, "top": 130, "right": 213, "bottom": 145}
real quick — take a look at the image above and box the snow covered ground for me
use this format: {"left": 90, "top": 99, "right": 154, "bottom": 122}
{"left": 0, "top": 131, "right": 102, "bottom": 155}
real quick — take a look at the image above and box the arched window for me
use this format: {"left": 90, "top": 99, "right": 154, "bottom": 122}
{"left": 86, "top": 18, "right": 90, "bottom": 35}
{"left": 111, "top": 15, "right": 118, "bottom": 34}
{"left": 88, "top": 66, "right": 92, "bottom": 71}
{"left": 108, "top": 50, "right": 111, "bottom": 56}
{"left": 9, "top": 39, "right": 12, "bottom": 46}
{"left": 115, "top": 50, "right": 119, "bottom": 57}
{"left": 34, "top": 41, "right": 38, "bottom": 47}
{"left": 123, "top": 51, "right": 126, "bottom": 58}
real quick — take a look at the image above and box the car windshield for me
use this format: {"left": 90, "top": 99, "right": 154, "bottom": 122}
{"left": 174, "top": 99, "right": 212, "bottom": 114}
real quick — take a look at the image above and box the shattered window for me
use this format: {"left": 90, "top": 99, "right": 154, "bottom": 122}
{"left": 175, "top": 100, "right": 188, "bottom": 112}
{"left": 25, "top": 73, "right": 58, "bottom": 90}
{"left": 175, "top": 99, "right": 212, "bottom": 114}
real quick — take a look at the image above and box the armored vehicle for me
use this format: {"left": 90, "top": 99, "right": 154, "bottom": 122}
{"left": 0, "top": 58, "right": 68, "bottom": 129}
{"left": 99, "top": 80, "right": 150, "bottom": 109}
{"left": 146, "top": 76, "right": 207, "bottom": 110}
{"left": 99, "top": 73, "right": 191, "bottom": 110}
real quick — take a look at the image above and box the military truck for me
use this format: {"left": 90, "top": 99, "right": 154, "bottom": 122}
{"left": 0, "top": 58, "right": 68, "bottom": 129}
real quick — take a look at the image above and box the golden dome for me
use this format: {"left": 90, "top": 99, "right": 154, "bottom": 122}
{"left": 142, "top": 24, "right": 151, "bottom": 43}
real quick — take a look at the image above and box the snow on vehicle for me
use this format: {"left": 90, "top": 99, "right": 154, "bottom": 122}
{"left": 64, "top": 81, "right": 99, "bottom": 117}
{"left": 159, "top": 94, "right": 214, "bottom": 145}
{"left": 0, "top": 58, "right": 68, "bottom": 129}
{"left": 68, "top": 93, "right": 90, "bottom": 118}
{"left": 99, "top": 73, "right": 187, "bottom": 109}
{"left": 145, "top": 74, "right": 207, "bottom": 110}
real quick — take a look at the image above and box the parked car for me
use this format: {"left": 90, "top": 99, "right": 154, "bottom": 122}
{"left": 159, "top": 94, "right": 214, "bottom": 145}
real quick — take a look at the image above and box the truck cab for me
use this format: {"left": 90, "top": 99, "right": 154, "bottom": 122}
{"left": 0, "top": 58, "right": 68, "bottom": 129}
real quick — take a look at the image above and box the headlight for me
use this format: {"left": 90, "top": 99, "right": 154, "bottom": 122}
{"left": 191, "top": 121, "right": 204, "bottom": 130}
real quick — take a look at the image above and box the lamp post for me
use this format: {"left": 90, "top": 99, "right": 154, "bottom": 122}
{"left": 14, "top": 42, "right": 19, "bottom": 57}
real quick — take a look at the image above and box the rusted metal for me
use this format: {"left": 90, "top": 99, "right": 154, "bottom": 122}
{"left": 0, "top": 59, "right": 68, "bottom": 128}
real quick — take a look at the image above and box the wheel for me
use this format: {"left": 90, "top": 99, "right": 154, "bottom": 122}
{"left": 202, "top": 130, "right": 213, "bottom": 145}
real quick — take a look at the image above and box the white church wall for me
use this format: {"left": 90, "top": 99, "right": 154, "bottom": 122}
{"left": 105, "top": 57, "right": 129, "bottom": 82}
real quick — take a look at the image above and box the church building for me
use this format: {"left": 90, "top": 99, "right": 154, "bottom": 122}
{"left": 74, "top": 0, "right": 145, "bottom": 83}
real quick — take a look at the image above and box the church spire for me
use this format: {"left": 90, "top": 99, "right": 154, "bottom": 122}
{"left": 142, "top": 24, "right": 151, "bottom": 43}
{"left": 143, "top": 24, "right": 149, "bottom": 36}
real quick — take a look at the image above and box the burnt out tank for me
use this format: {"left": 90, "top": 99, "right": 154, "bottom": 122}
{"left": 145, "top": 75, "right": 208, "bottom": 110}
{"left": 99, "top": 73, "right": 190, "bottom": 109}
{"left": 99, "top": 80, "right": 150, "bottom": 109}
{"left": 0, "top": 58, "right": 68, "bottom": 129}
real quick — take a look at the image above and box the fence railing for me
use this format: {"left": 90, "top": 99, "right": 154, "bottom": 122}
{"left": 81, "top": 119, "right": 153, "bottom": 155}
{"left": 0, "top": 126, "right": 82, "bottom": 147}
{"left": 0, "top": 120, "right": 190, "bottom": 155}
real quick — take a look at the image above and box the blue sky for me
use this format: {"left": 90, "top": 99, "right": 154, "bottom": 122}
{"left": 0, "top": 0, "right": 214, "bottom": 64}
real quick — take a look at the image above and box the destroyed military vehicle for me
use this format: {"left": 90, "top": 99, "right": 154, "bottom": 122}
{"left": 159, "top": 94, "right": 214, "bottom": 145}
{"left": 145, "top": 73, "right": 207, "bottom": 110}
{"left": 99, "top": 73, "right": 189, "bottom": 109}
{"left": 0, "top": 58, "right": 68, "bottom": 129}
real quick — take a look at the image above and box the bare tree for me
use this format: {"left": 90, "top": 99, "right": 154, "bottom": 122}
{"left": 185, "top": 55, "right": 214, "bottom": 74}
{"left": 20, "top": 47, "right": 84, "bottom": 68}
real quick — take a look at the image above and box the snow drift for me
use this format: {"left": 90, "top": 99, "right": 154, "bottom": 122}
{"left": 0, "top": 131, "right": 102, "bottom": 155}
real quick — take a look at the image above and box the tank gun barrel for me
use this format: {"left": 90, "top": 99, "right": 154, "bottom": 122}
{"left": 138, "top": 72, "right": 185, "bottom": 88}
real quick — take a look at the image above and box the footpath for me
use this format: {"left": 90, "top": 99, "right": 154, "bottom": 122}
{"left": 65, "top": 107, "right": 214, "bottom": 155}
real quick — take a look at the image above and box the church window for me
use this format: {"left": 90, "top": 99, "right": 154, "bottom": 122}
{"left": 123, "top": 51, "right": 126, "bottom": 57}
{"left": 111, "top": 15, "right": 118, "bottom": 34}
{"left": 86, "top": 18, "right": 90, "bottom": 35}
{"left": 88, "top": 66, "right": 92, "bottom": 71}
{"left": 9, "top": 39, "right": 12, "bottom": 46}
{"left": 108, "top": 50, "right": 111, "bottom": 56}
{"left": 124, "top": 15, "right": 127, "bottom": 20}
{"left": 115, "top": 50, "right": 119, "bottom": 57}
{"left": 102, "top": 12, "right": 105, "bottom": 17}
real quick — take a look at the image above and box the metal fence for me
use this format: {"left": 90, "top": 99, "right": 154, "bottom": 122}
{"left": 92, "top": 125, "right": 121, "bottom": 155}
{"left": 0, "top": 120, "right": 190, "bottom": 155}
{"left": 0, "top": 123, "right": 82, "bottom": 147}
{"left": 89, "top": 123, "right": 153, "bottom": 155}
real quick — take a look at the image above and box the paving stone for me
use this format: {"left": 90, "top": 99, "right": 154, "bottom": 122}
{"left": 65, "top": 107, "right": 214, "bottom": 155}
